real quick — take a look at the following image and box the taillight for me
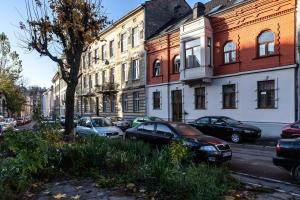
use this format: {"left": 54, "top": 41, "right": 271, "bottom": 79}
{"left": 276, "top": 143, "right": 281, "bottom": 153}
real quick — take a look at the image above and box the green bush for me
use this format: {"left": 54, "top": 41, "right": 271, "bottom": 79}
{"left": 0, "top": 131, "right": 238, "bottom": 200}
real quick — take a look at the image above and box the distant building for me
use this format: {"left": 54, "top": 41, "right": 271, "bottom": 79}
{"left": 42, "top": 87, "right": 54, "bottom": 117}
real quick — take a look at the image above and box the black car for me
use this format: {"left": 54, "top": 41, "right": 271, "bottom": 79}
{"left": 188, "top": 116, "right": 261, "bottom": 143}
{"left": 107, "top": 116, "right": 132, "bottom": 131}
{"left": 273, "top": 138, "right": 300, "bottom": 182}
{"left": 125, "top": 121, "right": 232, "bottom": 164}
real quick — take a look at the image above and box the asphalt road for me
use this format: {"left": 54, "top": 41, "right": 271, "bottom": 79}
{"left": 229, "top": 143, "right": 295, "bottom": 183}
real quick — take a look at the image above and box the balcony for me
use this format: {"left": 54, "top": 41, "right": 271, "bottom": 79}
{"left": 180, "top": 65, "right": 213, "bottom": 84}
{"left": 95, "top": 83, "right": 119, "bottom": 94}
{"left": 76, "top": 88, "right": 96, "bottom": 97}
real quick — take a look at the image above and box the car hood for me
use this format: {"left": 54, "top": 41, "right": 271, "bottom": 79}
{"left": 94, "top": 126, "right": 123, "bottom": 134}
{"left": 185, "top": 135, "right": 226, "bottom": 145}
{"left": 231, "top": 123, "right": 261, "bottom": 131}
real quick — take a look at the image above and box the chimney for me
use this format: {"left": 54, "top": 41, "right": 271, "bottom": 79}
{"left": 193, "top": 2, "right": 205, "bottom": 19}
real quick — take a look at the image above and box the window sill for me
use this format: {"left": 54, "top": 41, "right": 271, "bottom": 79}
{"left": 222, "top": 107, "right": 237, "bottom": 110}
{"left": 256, "top": 107, "right": 277, "bottom": 109}
{"left": 152, "top": 75, "right": 163, "bottom": 78}
{"left": 132, "top": 78, "right": 140, "bottom": 81}
{"left": 195, "top": 108, "right": 206, "bottom": 110}
{"left": 219, "top": 61, "right": 241, "bottom": 67}
{"left": 253, "top": 54, "right": 280, "bottom": 60}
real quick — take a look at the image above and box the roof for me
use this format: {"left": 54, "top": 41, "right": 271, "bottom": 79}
{"left": 204, "top": 0, "right": 250, "bottom": 15}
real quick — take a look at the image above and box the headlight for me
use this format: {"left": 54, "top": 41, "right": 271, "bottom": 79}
{"left": 200, "top": 145, "right": 218, "bottom": 152}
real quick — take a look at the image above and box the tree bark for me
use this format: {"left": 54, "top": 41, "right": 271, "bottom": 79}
{"left": 65, "top": 82, "right": 76, "bottom": 136}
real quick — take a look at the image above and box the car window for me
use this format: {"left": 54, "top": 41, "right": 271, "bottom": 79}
{"left": 211, "top": 118, "right": 225, "bottom": 125}
{"left": 292, "top": 122, "right": 300, "bottom": 128}
{"left": 156, "top": 124, "right": 174, "bottom": 137}
{"left": 137, "top": 123, "right": 155, "bottom": 133}
{"left": 78, "top": 119, "right": 86, "bottom": 126}
{"left": 196, "top": 117, "right": 210, "bottom": 124}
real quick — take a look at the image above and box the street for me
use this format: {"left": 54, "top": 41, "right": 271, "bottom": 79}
{"left": 229, "top": 143, "right": 300, "bottom": 197}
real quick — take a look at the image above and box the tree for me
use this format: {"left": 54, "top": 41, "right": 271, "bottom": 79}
{"left": 20, "top": 0, "right": 110, "bottom": 135}
{"left": 0, "top": 33, "right": 25, "bottom": 116}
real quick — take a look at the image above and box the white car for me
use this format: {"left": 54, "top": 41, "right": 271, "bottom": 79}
{"left": 4, "top": 118, "right": 17, "bottom": 128}
{"left": 76, "top": 117, "right": 124, "bottom": 138}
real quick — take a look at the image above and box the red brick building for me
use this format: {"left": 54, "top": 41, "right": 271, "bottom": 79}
{"left": 146, "top": 0, "right": 297, "bottom": 137}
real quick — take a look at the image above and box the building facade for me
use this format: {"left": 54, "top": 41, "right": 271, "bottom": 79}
{"left": 75, "top": 0, "right": 191, "bottom": 119}
{"left": 52, "top": 72, "right": 67, "bottom": 117}
{"left": 147, "top": 0, "right": 297, "bottom": 137}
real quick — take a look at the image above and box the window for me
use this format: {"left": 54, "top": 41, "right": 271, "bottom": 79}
{"left": 109, "top": 40, "right": 114, "bottom": 57}
{"left": 110, "top": 68, "right": 115, "bottom": 83}
{"left": 195, "top": 87, "right": 205, "bottom": 109}
{"left": 132, "top": 27, "right": 139, "bottom": 47}
{"left": 185, "top": 39, "right": 201, "bottom": 68}
{"left": 257, "top": 80, "right": 275, "bottom": 108}
{"left": 83, "top": 76, "right": 87, "bottom": 88}
{"left": 95, "top": 73, "right": 99, "bottom": 86}
{"left": 82, "top": 55, "right": 86, "bottom": 68}
{"left": 102, "top": 71, "right": 106, "bottom": 84}
{"left": 133, "top": 92, "right": 140, "bottom": 112}
{"left": 224, "top": 41, "right": 236, "bottom": 64}
{"left": 121, "top": 33, "right": 128, "bottom": 52}
{"left": 122, "top": 63, "right": 128, "bottom": 82}
{"left": 138, "top": 123, "right": 155, "bottom": 133}
{"left": 156, "top": 124, "right": 173, "bottom": 137}
{"left": 88, "top": 52, "right": 91, "bottom": 66}
{"left": 207, "top": 37, "right": 212, "bottom": 66}
{"left": 84, "top": 99, "right": 88, "bottom": 113}
{"left": 153, "top": 91, "right": 161, "bottom": 110}
{"left": 89, "top": 75, "right": 92, "bottom": 88}
{"left": 111, "top": 95, "right": 116, "bottom": 113}
{"left": 94, "top": 49, "right": 99, "bottom": 64}
{"left": 196, "top": 117, "right": 210, "bottom": 124}
{"left": 101, "top": 44, "right": 106, "bottom": 61}
{"left": 122, "top": 93, "right": 128, "bottom": 112}
{"left": 258, "top": 31, "right": 275, "bottom": 57}
{"left": 153, "top": 60, "right": 161, "bottom": 77}
{"left": 173, "top": 55, "right": 180, "bottom": 74}
{"left": 103, "top": 95, "right": 109, "bottom": 112}
{"left": 223, "top": 84, "right": 236, "bottom": 109}
{"left": 132, "top": 59, "right": 139, "bottom": 80}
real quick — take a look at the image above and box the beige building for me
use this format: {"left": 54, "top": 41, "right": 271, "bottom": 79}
{"left": 52, "top": 72, "right": 67, "bottom": 117}
{"left": 75, "top": 0, "right": 191, "bottom": 119}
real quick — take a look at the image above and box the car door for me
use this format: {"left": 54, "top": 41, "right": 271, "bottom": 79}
{"left": 210, "top": 118, "right": 229, "bottom": 139}
{"left": 76, "top": 118, "right": 86, "bottom": 135}
{"left": 193, "top": 117, "right": 211, "bottom": 134}
{"left": 154, "top": 123, "right": 175, "bottom": 146}
{"left": 136, "top": 122, "right": 156, "bottom": 144}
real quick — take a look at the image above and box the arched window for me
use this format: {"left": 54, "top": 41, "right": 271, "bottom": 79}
{"left": 258, "top": 30, "right": 275, "bottom": 57}
{"left": 173, "top": 55, "right": 180, "bottom": 74}
{"left": 153, "top": 60, "right": 161, "bottom": 77}
{"left": 224, "top": 41, "right": 236, "bottom": 64}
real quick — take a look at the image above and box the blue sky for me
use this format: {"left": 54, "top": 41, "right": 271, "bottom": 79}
{"left": 0, "top": 0, "right": 207, "bottom": 87}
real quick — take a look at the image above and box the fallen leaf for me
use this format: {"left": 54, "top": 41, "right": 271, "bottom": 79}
{"left": 75, "top": 186, "right": 82, "bottom": 190}
{"left": 71, "top": 194, "right": 80, "bottom": 200}
{"left": 53, "top": 193, "right": 67, "bottom": 199}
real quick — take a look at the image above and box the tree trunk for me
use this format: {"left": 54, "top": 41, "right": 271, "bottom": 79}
{"left": 65, "top": 83, "right": 76, "bottom": 136}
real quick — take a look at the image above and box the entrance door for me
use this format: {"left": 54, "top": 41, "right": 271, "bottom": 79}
{"left": 172, "top": 90, "right": 182, "bottom": 122}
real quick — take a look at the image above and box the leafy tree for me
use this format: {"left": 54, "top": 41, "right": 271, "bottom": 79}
{"left": 20, "top": 0, "right": 110, "bottom": 135}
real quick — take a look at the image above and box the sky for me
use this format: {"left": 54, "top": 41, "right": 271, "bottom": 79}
{"left": 0, "top": 0, "right": 207, "bottom": 88}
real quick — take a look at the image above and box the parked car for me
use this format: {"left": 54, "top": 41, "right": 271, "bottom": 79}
{"left": 76, "top": 116, "right": 124, "bottom": 138}
{"left": 4, "top": 118, "right": 17, "bottom": 128}
{"left": 125, "top": 121, "right": 232, "bottom": 164}
{"left": 107, "top": 116, "right": 132, "bottom": 131}
{"left": 132, "top": 116, "right": 164, "bottom": 127}
{"left": 281, "top": 121, "right": 300, "bottom": 139}
{"left": 188, "top": 116, "right": 261, "bottom": 143}
{"left": 273, "top": 138, "right": 300, "bottom": 182}
{"left": 16, "top": 117, "right": 25, "bottom": 126}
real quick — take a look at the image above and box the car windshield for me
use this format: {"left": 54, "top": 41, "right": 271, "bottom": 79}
{"left": 171, "top": 123, "right": 203, "bottom": 137}
{"left": 220, "top": 117, "right": 240, "bottom": 125}
{"left": 92, "top": 118, "right": 113, "bottom": 127}
{"left": 149, "top": 117, "right": 163, "bottom": 121}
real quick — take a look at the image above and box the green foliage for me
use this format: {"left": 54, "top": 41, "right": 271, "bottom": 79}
{"left": 0, "top": 131, "right": 238, "bottom": 200}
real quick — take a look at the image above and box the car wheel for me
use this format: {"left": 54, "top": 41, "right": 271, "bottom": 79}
{"left": 231, "top": 133, "right": 242, "bottom": 143}
{"left": 293, "top": 164, "right": 300, "bottom": 182}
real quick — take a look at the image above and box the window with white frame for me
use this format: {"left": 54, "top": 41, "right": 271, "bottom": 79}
{"left": 103, "top": 95, "right": 109, "bottom": 112}
{"left": 111, "top": 95, "right": 116, "bottom": 113}
{"left": 153, "top": 60, "right": 161, "bottom": 77}
{"left": 122, "top": 63, "right": 128, "bottom": 82}
{"left": 173, "top": 55, "right": 180, "bottom": 74}
{"left": 258, "top": 31, "right": 275, "bottom": 57}
{"left": 224, "top": 41, "right": 236, "bottom": 64}
{"left": 88, "top": 52, "right": 91, "bottom": 66}
{"left": 132, "top": 59, "right": 139, "bottom": 80}
{"left": 185, "top": 39, "right": 201, "bottom": 68}
{"left": 133, "top": 92, "right": 140, "bottom": 112}
{"left": 94, "top": 48, "right": 99, "bottom": 64}
{"left": 121, "top": 33, "right": 128, "bottom": 52}
{"left": 109, "top": 40, "right": 114, "bottom": 57}
{"left": 102, "top": 70, "right": 106, "bottom": 84}
{"left": 110, "top": 68, "right": 115, "bottom": 83}
{"left": 132, "top": 27, "right": 139, "bottom": 47}
{"left": 95, "top": 73, "right": 99, "bottom": 86}
{"left": 101, "top": 44, "right": 106, "bottom": 61}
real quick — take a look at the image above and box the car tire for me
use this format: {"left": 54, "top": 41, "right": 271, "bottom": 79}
{"left": 292, "top": 164, "right": 300, "bottom": 182}
{"left": 231, "top": 133, "right": 242, "bottom": 143}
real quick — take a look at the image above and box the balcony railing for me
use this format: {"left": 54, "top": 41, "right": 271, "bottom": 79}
{"left": 180, "top": 65, "right": 213, "bottom": 84}
{"left": 76, "top": 88, "right": 96, "bottom": 97}
{"left": 95, "top": 83, "right": 120, "bottom": 94}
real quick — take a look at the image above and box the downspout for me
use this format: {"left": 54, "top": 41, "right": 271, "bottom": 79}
{"left": 167, "top": 34, "right": 171, "bottom": 121}
{"left": 144, "top": 7, "right": 148, "bottom": 117}
{"left": 296, "top": 0, "right": 300, "bottom": 121}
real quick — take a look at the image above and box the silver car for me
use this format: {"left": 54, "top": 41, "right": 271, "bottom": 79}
{"left": 76, "top": 117, "right": 124, "bottom": 138}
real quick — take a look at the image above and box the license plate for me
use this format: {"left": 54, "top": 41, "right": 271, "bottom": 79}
{"left": 223, "top": 152, "right": 232, "bottom": 157}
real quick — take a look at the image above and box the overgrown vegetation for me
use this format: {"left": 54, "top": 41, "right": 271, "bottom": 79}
{"left": 0, "top": 129, "right": 239, "bottom": 200}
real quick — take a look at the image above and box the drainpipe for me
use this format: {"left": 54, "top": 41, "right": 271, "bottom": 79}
{"left": 296, "top": 0, "right": 300, "bottom": 121}
{"left": 167, "top": 34, "right": 171, "bottom": 121}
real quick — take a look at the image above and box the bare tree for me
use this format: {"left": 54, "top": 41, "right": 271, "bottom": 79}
{"left": 20, "top": 0, "right": 110, "bottom": 135}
